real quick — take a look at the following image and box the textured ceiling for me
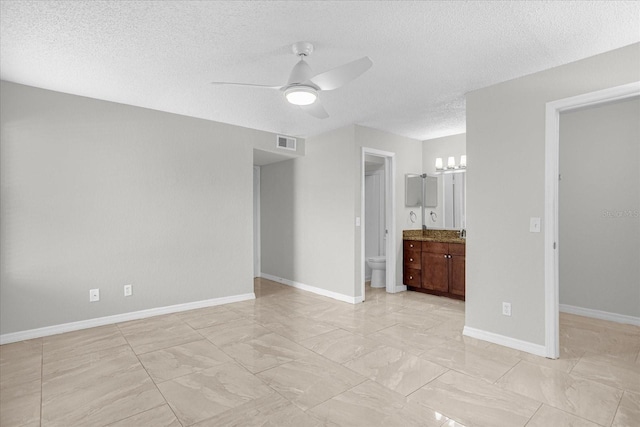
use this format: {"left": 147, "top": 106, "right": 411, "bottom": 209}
{"left": 1, "top": 1, "right": 639, "bottom": 140}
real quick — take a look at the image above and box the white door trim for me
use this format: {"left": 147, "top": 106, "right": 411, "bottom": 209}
{"left": 544, "top": 81, "right": 640, "bottom": 359}
{"left": 361, "top": 147, "right": 398, "bottom": 298}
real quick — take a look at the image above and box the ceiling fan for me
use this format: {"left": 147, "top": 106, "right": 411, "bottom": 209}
{"left": 210, "top": 42, "right": 373, "bottom": 119}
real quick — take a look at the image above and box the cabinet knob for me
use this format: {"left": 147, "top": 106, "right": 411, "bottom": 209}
{"left": 409, "top": 276, "right": 413, "bottom": 280}
{"left": 410, "top": 244, "right": 414, "bottom": 248}
{"left": 444, "top": 255, "right": 447, "bottom": 258}
{"left": 409, "top": 258, "right": 413, "bottom": 262}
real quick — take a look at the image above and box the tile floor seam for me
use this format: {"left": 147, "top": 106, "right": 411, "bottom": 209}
{"left": 492, "top": 357, "right": 523, "bottom": 385}
{"left": 101, "top": 402, "right": 177, "bottom": 427}
{"left": 114, "top": 321, "right": 180, "bottom": 427}
{"left": 404, "top": 367, "right": 452, "bottom": 400}
{"left": 608, "top": 391, "right": 626, "bottom": 427}
{"left": 521, "top": 402, "right": 544, "bottom": 426}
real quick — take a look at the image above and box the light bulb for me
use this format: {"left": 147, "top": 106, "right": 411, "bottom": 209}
{"left": 284, "top": 86, "right": 317, "bottom": 106}
{"left": 447, "top": 156, "right": 456, "bottom": 169}
{"left": 435, "top": 158, "right": 443, "bottom": 170}
{"left": 460, "top": 155, "right": 467, "bottom": 168}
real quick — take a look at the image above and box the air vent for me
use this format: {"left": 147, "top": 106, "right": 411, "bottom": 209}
{"left": 277, "top": 135, "right": 297, "bottom": 151}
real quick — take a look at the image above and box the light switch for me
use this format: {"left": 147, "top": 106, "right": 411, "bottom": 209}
{"left": 529, "top": 217, "right": 541, "bottom": 233}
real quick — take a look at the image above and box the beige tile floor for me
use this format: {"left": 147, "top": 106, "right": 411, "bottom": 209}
{"left": 1, "top": 278, "right": 639, "bottom": 426}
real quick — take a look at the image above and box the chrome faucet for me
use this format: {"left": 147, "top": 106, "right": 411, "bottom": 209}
{"left": 459, "top": 229, "right": 466, "bottom": 238}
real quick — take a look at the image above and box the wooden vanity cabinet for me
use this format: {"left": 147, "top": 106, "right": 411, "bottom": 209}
{"left": 403, "top": 241, "right": 422, "bottom": 287}
{"left": 403, "top": 240, "right": 465, "bottom": 300}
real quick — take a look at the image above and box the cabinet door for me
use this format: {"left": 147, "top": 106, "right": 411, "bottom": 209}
{"left": 449, "top": 254, "right": 465, "bottom": 297}
{"left": 449, "top": 243, "right": 465, "bottom": 297}
{"left": 422, "top": 251, "right": 449, "bottom": 292}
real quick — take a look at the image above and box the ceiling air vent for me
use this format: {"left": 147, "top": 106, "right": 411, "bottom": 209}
{"left": 277, "top": 135, "right": 297, "bottom": 151}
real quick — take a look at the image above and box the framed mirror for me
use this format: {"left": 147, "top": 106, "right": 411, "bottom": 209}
{"left": 442, "top": 171, "right": 466, "bottom": 228}
{"left": 405, "top": 174, "right": 437, "bottom": 208}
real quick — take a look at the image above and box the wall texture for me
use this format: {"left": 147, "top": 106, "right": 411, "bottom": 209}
{"left": 466, "top": 43, "right": 640, "bottom": 346}
{"left": 559, "top": 97, "right": 639, "bottom": 317}
{"left": 0, "top": 81, "right": 277, "bottom": 335}
{"left": 422, "top": 133, "right": 466, "bottom": 229}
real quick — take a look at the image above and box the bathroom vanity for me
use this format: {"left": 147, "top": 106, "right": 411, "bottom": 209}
{"left": 403, "top": 230, "right": 465, "bottom": 300}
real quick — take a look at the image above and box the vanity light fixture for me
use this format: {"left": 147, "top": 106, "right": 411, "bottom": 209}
{"left": 435, "top": 155, "right": 467, "bottom": 172}
{"left": 447, "top": 157, "right": 456, "bottom": 169}
{"left": 435, "top": 157, "right": 444, "bottom": 170}
{"left": 284, "top": 86, "right": 318, "bottom": 106}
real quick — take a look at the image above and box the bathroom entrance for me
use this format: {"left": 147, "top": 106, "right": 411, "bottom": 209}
{"left": 364, "top": 156, "right": 386, "bottom": 286}
{"left": 360, "top": 148, "right": 397, "bottom": 300}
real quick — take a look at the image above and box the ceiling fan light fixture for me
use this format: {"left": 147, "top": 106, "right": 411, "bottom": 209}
{"left": 284, "top": 86, "right": 317, "bottom": 106}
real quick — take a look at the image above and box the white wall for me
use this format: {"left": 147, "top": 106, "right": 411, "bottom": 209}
{"left": 422, "top": 133, "right": 466, "bottom": 229}
{"left": 260, "top": 126, "right": 356, "bottom": 298}
{"left": 466, "top": 43, "right": 640, "bottom": 346}
{"left": 559, "top": 97, "right": 639, "bottom": 317}
{"left": 0, "top": 81, "right": 277, "bottom": 336}
{"left": 355, "top": 125, "right": 423, "bottom": 294}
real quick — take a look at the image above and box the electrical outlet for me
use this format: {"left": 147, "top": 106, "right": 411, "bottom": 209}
{"left": 89, "top": 288, "right": 100, "bottom": 302}
{"left": 502, "top": 302, "right": 512, "bottom": 316}
{"left": 124, "top": 284, "right": 132, "bottom": 297}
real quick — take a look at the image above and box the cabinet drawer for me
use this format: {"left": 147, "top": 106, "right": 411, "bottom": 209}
{"left": 422, "top": 241, "right": 448, "bottom": 254}
{"left": 403, "top": 240, "right": 420, "bottom": 251}
{"left": 404, "top": 268, "right": 421, "bottom": 287}
{"left": 404, "top": 249, "right": 421, "bottom": 269}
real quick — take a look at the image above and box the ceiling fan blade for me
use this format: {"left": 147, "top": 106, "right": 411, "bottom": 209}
{"left": 300, "top": 101, "right": 329, "bottom": 119}
{"left": 210, "top": 81, "right": 283, "bottom": 90}
{"left": 307, "top": 56, "right": 373, "bottom": 91}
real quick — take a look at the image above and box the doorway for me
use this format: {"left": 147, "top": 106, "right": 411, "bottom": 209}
{"left": 364, "top": 160, "right": 385, "bottom": 282}
{"left": 360, "top": 147, "right": 397, "bottom": 299}
{"left": 544, "top": 81, "right": 640, "bottom": 358}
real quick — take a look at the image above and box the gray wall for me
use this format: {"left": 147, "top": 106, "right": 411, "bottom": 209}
{"left": 260, "top": 126, "right": 356, "bottom": 297}
{"left": 422, "top": 133, "right": 466, "bottom": 229}
{"left": 559, "top": 97, "right": 640, "bottom": 317}
{"left": 0, "top": 81, "right": 277, "bottom": 335}
{"left": 466, "top": 43, "right": 640, "bottom": 346}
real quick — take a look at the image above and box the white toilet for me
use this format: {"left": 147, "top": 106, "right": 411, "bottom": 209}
{"left": 367, "top": 256, "right": 386, "bottom": 288}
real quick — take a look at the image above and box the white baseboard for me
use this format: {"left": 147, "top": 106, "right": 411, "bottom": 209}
{"left": 0, "top": 292, "right": 255, "bottom": 345}
{"left": 463, "top": 326, "right": 546, "bottom": 357}
{"left": 260, "top": 273, "right": 361, "bottom": 304}
{"left": 390, "top": 285, "right": 407, "bottom": 293}
{"left": 560, "top": 304, "right": 640, "bottom": 326}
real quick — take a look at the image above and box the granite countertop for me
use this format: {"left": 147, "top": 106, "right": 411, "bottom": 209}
{"left": 403, "top": 229, "right": 466, "bottom": 244}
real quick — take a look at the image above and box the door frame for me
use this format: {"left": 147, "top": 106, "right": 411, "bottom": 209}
{"left": 544, "top": 81, "right": 640, "bottom": 358}
{"left": 361, "top": 147, "right": 398, "bottom": 299}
